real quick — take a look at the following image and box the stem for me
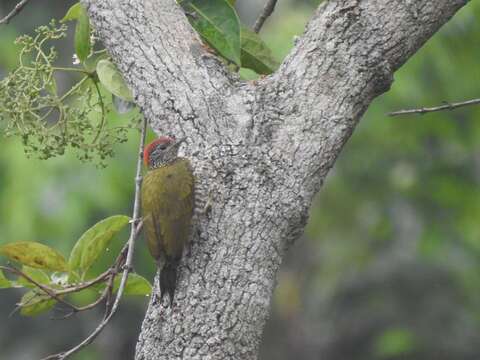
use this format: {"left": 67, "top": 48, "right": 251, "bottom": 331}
{"left": 90, "top": 78, "right": 106, "bottom": 144}
{"left": 31, "top": 76, "right": 91, "bottom": 113}
{"left": 53, "top": 67, "right": 90, "bottom": 74}
{"left": 59, "top": 76, "right": 90, "bottom": 102}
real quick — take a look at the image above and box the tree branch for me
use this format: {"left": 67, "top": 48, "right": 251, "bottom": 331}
{"left": 259, "top": 0, "right": 468, "bottom": 190}
{"left": 253, "top": 0, "right": 278, "bottom": 33}
{"left": 0, "top": 0, "right": 30, "bottom": 25}
{"left": 388, "top": 98, "right": 480, "bottom": 116}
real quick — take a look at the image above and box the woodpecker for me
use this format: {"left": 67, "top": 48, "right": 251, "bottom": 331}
{"left": 141, "top": 136, "right": 194, "bottom": 305}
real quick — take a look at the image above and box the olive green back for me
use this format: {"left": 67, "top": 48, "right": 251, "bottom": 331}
{"left": 141, "top": 158, "right": 194, "bottom": 261}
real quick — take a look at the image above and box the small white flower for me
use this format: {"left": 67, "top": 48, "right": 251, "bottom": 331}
{"left": 72, "top": 53, "right": 80, "bottom": 65}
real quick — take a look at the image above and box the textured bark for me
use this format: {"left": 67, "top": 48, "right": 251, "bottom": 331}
{"left": 83, "top": 0, "right": 468, "bottom": 359}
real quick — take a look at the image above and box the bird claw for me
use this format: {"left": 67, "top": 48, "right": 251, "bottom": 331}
{"left": 201, "top": 188, "right": 214, "bottom": 215}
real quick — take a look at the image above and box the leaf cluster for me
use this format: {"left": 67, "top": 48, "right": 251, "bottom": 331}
{"left": 180, "top": 0, "right": 280, "bottom": 74}
{"left": 0, "top": 215, "right": 151, "bottom": 317}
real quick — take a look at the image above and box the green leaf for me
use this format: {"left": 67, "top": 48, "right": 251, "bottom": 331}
{"left": 96, "top": 59, "right": 133, "bottom": 101}
{"left": 112, "top": 94, "right": 135, "bottom": 114}
{"left": 113, "top": 273, "right": 152, "bottom": 296}
{"left": 0, "top": 270, "right": 11, "bottom": 289}
{"left": 69, "top": 215, "right": 130, "bottom": 275}
{"left": 240, "top": 26, "right": 279, "bottom": 74}
{"left": 75, "top": 5, "right": 91, "bottom": 62}
{"left": 16, "top": 266, "right": 50, "bottom": 288}
{"left": 19, "top": 291, "right": 56, "bottom": 317}
{"left": 67, "top": 270, "right": 81, "bottom": 285}
{"left": 183, "top": 0, "right": 241, "bottom": 65}
{"left": 62, "top": 3, "right": 82, "bottom": 22}
{"left": 0, "top": 242, "right": 68, "bottom": 272}
{"left": 83, "top": 52, "right": 108, "bottom": 73}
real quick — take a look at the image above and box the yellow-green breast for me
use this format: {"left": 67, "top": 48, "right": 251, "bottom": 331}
{"left": 141, "top": 158, "right": 194, "bottom": 262}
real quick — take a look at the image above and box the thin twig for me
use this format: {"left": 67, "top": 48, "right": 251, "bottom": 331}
{"left": 253, "top": 0, "right": 278, "bottom": 33}
{"left": 0, "top": 0, "right": 30, "bottom": 25}
{"left": 102, "top": 270, "right": 116, "bottom": 319}
{"left": 0, "top": 264, "right": 124, "bottom": 320}
{"left": 0, "top": 265, "right": 79, "bottom": 313}
{"left": 388, "top": 98, "right": 480, "bottom": 117}
{"left": 105, "top": 220, "right": 143, "bottom": 319}
{"left": 55, "top": 269, "right": 117, "bottom": 320}
{"left": 55, "top": 271, "right": 111, "bottom": 295}
{"left": 55, "top": 289, "right": 107, "bottom": 320}
{"left": 41, "top": 117, "right": 147, "bottom": 360}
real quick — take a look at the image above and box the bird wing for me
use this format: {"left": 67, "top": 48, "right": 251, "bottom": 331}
{"left": 141, "top": 158, "right": 194, "bottom": 261}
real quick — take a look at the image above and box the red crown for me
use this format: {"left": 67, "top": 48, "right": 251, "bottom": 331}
{"left": 143, "top": 136, "right": 174, "bottom": 166}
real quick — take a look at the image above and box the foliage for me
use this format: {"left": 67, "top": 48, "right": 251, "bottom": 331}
{"left": 0, "top": 13, "right": 139, "bottom": 166}
{"left": 96, "top": 59, "right": 133, "bottom": 101}
{"left": 112, "top": 273, "right": 152, "bottom": 296}
{"left": 0, "top": 269, "right": 11, "bottom": 288}
{"left": 19, "top": 290, "right": 56, "bottom": 316}
{"left": 180, "top": 0, "right": 279, "bottom": 73}
{"left": 240, "top": 26, "right": 279, "bottom": 75}
{"left": 69, "top": 215, "right": 130, "bottom": 278}
{"left": 0, "top": 215, "right": 151, "bottom": 317}
{"left": 72, "top": 5, "right": 92, "bottom": 62}
{"left": 0, "top": 241, "right": 68, "bottom": 271}
{"left": 183, "top": 0, "right": 241, "bottom": 65}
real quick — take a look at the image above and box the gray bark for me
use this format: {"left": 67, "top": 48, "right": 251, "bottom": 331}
{"left": 83, "top": 0, "right": 468, "bottom": 359}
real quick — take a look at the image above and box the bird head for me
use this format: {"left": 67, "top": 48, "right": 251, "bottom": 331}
{"left": 144, "top": 136, "right": 186, "bottom": 169}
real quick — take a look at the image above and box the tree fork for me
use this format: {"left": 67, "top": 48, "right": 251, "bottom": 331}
{"left": 82, "top": 0, "right": 469, "bottom": 359}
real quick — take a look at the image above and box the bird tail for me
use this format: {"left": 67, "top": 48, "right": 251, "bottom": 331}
{"left": 159, "top": 259, "right": 178, "bottom": 306}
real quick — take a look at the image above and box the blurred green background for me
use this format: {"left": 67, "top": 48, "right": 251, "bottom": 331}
{"left": 1, "top": 0, "right": 480, "bottom": 359}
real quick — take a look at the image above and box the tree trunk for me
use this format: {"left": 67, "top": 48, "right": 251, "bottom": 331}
{"left": 83, "top": 0, "right": 468, "bottom": 358}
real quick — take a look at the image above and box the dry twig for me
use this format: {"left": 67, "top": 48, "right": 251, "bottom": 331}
{"left": 388, "top": 98, "right": 480, "bottom": 116}
{"left": 253, "top": 0, "right": 278, "bottom": 33}
{"left": 0, "top": 0, "right": 31, "bottom": 25}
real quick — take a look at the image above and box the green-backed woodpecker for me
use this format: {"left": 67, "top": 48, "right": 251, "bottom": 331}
{"left": 141, "top": 136, "right": 194, "bottom": 305}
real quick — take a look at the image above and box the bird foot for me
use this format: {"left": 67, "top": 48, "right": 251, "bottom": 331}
{"left": 201, "top": 188, "right": 215, "bottom": 215}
